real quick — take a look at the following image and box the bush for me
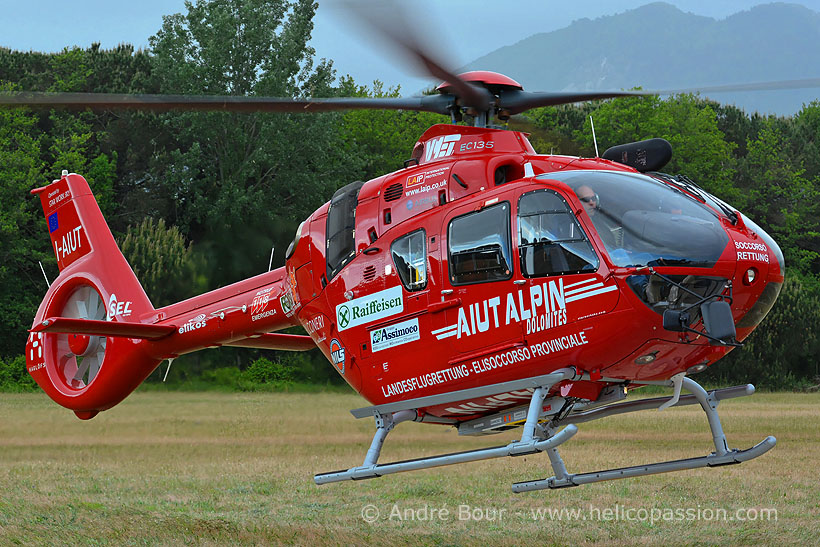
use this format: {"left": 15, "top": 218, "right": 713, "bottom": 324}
{"left": 0, "top": 355, "right": 37, "bottom": 392}
{"left": 241, "top": 357, "right": 294, "bottom": 389}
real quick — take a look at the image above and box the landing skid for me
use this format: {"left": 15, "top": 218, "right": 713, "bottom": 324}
{"left": 314, "top": 377, "right": 776, "bottom": 492}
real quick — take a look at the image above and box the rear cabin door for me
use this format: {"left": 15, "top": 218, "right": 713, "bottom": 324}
{"left": 435, "top": 197, "right": 524, "bottom": 357}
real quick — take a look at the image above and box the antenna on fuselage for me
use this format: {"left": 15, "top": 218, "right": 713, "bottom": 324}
{"left": 268, "top": 246, "right": 275, "bottom": 272}
{"left": 590, "top": 116, "right": 600, "bottom": 157}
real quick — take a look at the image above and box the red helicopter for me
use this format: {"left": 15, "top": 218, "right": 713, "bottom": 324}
{"left": 4, "top": 21, "right": 807, "bottom": 491}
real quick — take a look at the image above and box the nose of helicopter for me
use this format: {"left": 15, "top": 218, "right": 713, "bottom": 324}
{"left": 731, "top": 214, "right": 785, "bottom": 337}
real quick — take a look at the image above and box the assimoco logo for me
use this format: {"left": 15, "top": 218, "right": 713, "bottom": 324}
{"left": 336, "top": 286, "right": 404, "bottom": 331}
{"left": 425, "top": 134, "right": 461, "bottom": 161}
{"left": 370, "top": 318, "right": 420, "bottom": 352}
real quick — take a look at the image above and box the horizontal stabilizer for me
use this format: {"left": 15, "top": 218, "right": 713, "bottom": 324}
{"left": 225, "top": 333, "right": 316, "bottom": 351}
{"left": 32, "top": 317, "right": 176, "bottom": 339}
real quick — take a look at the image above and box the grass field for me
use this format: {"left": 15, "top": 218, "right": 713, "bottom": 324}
{"left": 0, "top": 390, "right": 817, "bottom": 545}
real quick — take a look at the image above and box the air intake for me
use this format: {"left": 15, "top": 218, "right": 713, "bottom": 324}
{"left": 384, "top": 183, "right": 403, "bottom": 202}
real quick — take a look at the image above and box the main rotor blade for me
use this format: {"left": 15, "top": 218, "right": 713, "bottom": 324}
{"left": 499, "top": 89, "right": 648, "bottom": 115}
{"left": 499, "top": 77, "right": 820, "bottom": 114}
{"left": 0, "top": 92, "right": 454, "bottom": 114}
{"left": 343, "top": 0, "right": 492, "bottom": 111}
{"left": 653, "top": 77, "right": 820, "bottom": 95}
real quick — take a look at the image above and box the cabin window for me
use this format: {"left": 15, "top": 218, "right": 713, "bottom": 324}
{"left": 518, "top": 190, "right": 598, "bottom": 277}
{"left": 448, "top": 202, "right": 512, "bottom": 285}
{"left": 391, "top": 229, "right": 427, "bottom": 291}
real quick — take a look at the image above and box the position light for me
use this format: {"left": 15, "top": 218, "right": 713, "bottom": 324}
{"left": 687, "top": 362, "right": 709, "bottom": 375}
{"left": 745, "top": 268, "right": 757, "bottom": 285}
{"left": 635, "top": 352, "right": 658, "bottom": 365}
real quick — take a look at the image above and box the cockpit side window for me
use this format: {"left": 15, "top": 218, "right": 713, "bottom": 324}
{"left": 448, "top": 202, "right": 513, "bottom": 285}
{"left": 326, "top": 181, "right": 364, "bottom": 279}
{"left": 392, "top": 229, "right": 427, "bottom": 291}
{"left": 518, "top": 190, "right": 599, "bottom": 277}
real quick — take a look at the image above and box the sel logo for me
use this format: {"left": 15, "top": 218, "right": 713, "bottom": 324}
{"left": 329, "top": 338, "right": 345, "bottom": 374}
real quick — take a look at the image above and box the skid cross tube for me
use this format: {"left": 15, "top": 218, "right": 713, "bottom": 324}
{"left": 512, "top": 378, "right": 776, "bottom": 492}
{"left": 314, "top": 385, "right": 576, "bottom": 485}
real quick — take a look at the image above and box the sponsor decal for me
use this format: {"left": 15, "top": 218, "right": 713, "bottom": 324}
{"left": 280, "top": 289, "right": 296, "bottom": 317}
{"left": 406, "top": 180, "right": 446, "bottom": 198}
{"left": 380, "top": 329, "right": 591, "bottom": 399}
{"left": 178, "top": 313, "right": 208, "bottom": 334}
{"left": 370, "top": 318, "right": 420, "bottom": 352}
{"left": 734, "top": 240, "right": 769, "bottom": 263}
{"left": 458, "top": 140, "right": 494, "bottom": 153}
{"left": 336, "top": 286, "right": 403, "bottom": 331}
{"left": 305, "top": 315, "right": 326, "bottom": 342}
{"left": 107, "top": 293, "right": 133, "bottom": 320}
{"left": 407, "top": 173, "right": 425, "bottom": 187}
{"left": 405, "top": 167, "right": 448, "bottom": 198}
{"left": 425, "top": 134, "right": 462, "bottom": 161}
{"left": 413, "top": 196, "right": 438, "bottom": 208}
{"left": 431, "top": 277, "right": 615, "bottom": 340}
{"left": 287, "top": 268, "right": 300, "bottom": 307}
{"left": 251, "top": 287, "right": 276, "bottom": 321}
{"left": 46, "top": 187, "right": 72, "bottom": 210}
{"left": 329, "top": 338, "right": 346, "bottom": 374}
{"left": 446, "top": 389, "right": 536, "bottom": 415}
{"left": 381, "top": 363, "right": 470, "bottom": 398}
{"left": 27, "top": 332, "right": 46, "bottom": 373}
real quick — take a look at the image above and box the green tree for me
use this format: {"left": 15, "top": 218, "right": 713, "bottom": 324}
{"left": 146, "top": 0, "right": 349, "bottom": 287}
{"left": 0, "top": 89, "right": 47, "bottom": 358}
{"left": 118, "top": 218, "right": 204, "bottom": 307}
{"left": 737, "top": 120, "right": 820, "bottom": 275}
{"left": 788, "top": 101, "right": 820, "bottom": 182}
{"left": 338, "top": 78, "right": 448, "bottom": 181}
{"left": 573, "top": 94, "right": 738, "bottom": 202}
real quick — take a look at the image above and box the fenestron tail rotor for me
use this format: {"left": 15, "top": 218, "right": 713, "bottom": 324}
{"left": 59, "top": 284, "right": 108, "bottom": 388}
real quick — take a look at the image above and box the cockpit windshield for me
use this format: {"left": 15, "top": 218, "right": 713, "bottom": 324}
{"left": 538, "top": 171, "right": 729, "bottom": 268}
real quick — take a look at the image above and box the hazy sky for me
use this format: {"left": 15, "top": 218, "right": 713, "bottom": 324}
{"left": 2, "top": 0, "right": 819, "bottom": 94}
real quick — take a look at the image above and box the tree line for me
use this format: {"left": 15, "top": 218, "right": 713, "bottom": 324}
{"left": 0, "top": 0, "right": 817, "bottom": 390}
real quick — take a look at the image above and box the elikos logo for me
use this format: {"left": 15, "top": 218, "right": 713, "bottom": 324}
{"left": 335, "top": 286, "right": 403, "bottom": 331}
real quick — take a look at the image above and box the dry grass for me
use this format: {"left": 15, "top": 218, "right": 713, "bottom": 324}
{"left": 0, "top": 390, "right": 817, "bottom": 545}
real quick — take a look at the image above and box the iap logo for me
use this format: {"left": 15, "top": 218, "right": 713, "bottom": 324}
{"left": 425, "top": 134, "right": 461, "bottom": 161}
{"left": 329, "top": 338, "right": 346, "bottom": 374}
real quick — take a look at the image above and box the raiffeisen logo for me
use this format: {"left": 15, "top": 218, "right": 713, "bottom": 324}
{"left": 425, "top": 134, "right": 461, "bottom": 161}
{"left": 336, "top": 286, "right": 403, "bottom": 331}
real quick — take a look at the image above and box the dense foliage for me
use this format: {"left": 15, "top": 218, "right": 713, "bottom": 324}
{"left": 0, "top": 0, "right": 817, "bottom": 390}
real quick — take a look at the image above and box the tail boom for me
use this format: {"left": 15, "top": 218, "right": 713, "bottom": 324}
{"left": 26, "top": 173, "right": 309, "bottom": 419}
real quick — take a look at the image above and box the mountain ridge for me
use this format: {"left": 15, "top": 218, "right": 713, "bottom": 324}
{"left": 461, "top": 2, "right": 820, "bottom": 114}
